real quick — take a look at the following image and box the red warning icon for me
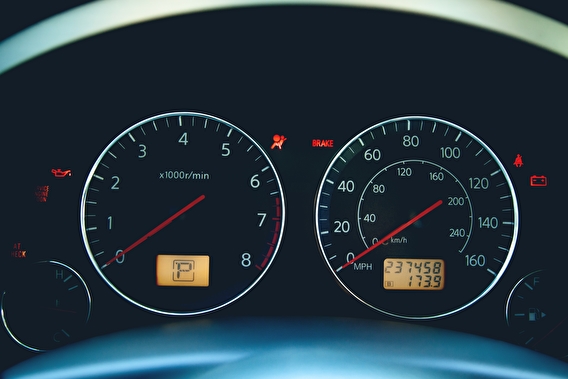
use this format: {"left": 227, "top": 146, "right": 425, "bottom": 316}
{"left": 271, "top": 134, "right": 287, "bottom": 150}
{"left": 513, "top": 154, "right": 523, "bottom": 168}
{"left": 530, "top": 175, "right": 548, "bottom": 187}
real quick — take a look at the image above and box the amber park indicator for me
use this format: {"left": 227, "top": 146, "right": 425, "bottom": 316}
{"left": 156, "top": 255, "right": 210, "bottom": 287}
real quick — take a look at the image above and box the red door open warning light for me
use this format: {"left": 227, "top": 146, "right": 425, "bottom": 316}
{"left": 530, "top": 175, "right": 548, "bottom": 187}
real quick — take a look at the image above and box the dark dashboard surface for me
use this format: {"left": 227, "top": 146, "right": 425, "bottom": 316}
{"left": 1, "top": 2, "right": 567, "bottom": 374}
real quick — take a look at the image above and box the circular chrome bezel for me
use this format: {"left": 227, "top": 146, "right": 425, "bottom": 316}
{"left": 315, "top": 115, "right": 519, "bottom": 320}
{"left": 80, "top": 111, "right": 286, "bottom": 316}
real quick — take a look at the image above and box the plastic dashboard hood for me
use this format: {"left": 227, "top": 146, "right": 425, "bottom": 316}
{"left": 3, "top": 318, "right": 568, "bottom": 379}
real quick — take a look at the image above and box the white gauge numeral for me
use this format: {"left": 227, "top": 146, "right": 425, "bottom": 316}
{"left": 465, "top": 254, "right": 486, "bottom": 267}
{"left": 449, "top": 228, "right": 466, "bottom": 238}
{"left": 111, "top": 176, "right": 120, "bottom": 190}
{"left": 115, "top": 249, "right": 125, "bottom": 264}
{"left": 447, "top": 196, "right": 465, "bottom": 206}
{"left": 138, "top": 144, "right": 147, "bottom": 158}
{"left": 429, "top": 172, "right": 445, "bottom": 181}
{"left": 241, "top": 252, "right": 252, "bottom": 268}
{"left": 440, "top": 146, "right": 461, "bottom": 159}
{"left": 250, "top": 174, "right": 260, "bottom": 189}
{"left": 178, "top": 132, "right": 189, "bottom": 146}
{"left": 402, "top": 135, "right": 419, "bottom": 148}
{"left": 364, "top": 148, "right": 382, "bottom": 161}
{"left": 478, "top": 216, "right": 499, "bottom": 229}
{"left": 338, "top": 180, "right": 355, "bottom": 192}
{"left": 397, "top": 167, "right": 412, "bottom": 177}
{"left": 362, "top": 214, "right": 376, "bottom": 223}
{"left": 221, "top": 142, "right": 231, "bottom": 157}
{"left": 257, "top": 212, "right": 267, "bottom": 227}
{"left": 373, "top": 184, "right": 386, "bottom": 194}
{"left": 469, "top": 177, "right": 489, "bottom": 190}
{"left": 334, "top": 220, "right": 350, "bottom": 234}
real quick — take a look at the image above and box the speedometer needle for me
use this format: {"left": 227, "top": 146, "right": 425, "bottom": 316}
{"left": 337, "top": 199, "right": 443, "bottom": 272}
{"left": 103, "top": 194, "right": 206, "bottom": 268}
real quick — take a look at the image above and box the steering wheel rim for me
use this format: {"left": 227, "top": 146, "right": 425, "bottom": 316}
{"left": 3, "top": 318, "right": 568, "bottom": 378}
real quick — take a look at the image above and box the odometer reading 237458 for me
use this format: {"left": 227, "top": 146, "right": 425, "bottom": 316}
{"left": 81, "top": 112, "right": 285, "bottom": 316}
{"left": 315, "top": 116, "right": 518, "bottom": 319}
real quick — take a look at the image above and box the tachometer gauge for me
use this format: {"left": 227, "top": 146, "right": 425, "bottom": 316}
{"left": 81, "top": 112, "right": 285, "bottom": 315}
{"left": 315, "top": 116, "right": 518, "bottom": 319}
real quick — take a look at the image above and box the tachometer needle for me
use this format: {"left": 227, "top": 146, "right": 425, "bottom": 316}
{"left": 102, "top": 194, "right": 206, "bottom": 268}
{"left": 337, "top": 199, "right": 443, "bottom": 272}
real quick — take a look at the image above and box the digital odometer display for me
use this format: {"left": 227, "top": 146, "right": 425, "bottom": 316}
{"left": 383, "top": 258, "right": 444, "bottom": 290}
{"left": 315, "top": 116, "right": 519, "bottom": 319}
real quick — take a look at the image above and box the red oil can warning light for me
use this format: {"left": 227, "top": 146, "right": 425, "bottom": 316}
{"left": 51, "top": 168, "right": 72, "bottom": 178}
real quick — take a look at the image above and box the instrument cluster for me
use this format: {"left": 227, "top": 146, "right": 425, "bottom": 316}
{"left": 1, "top": 2, "right": 567, "bottom": 371}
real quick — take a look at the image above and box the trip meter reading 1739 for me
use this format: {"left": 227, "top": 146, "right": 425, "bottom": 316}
{"left": 80, "top": 112, "right": 285, "bottom": 316}
{"left": 315, "top": 116, "right": 518, "bottom": 319}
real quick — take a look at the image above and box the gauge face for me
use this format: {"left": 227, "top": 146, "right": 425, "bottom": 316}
{"left": 1, "top": 261, "right": 91, "bottom": 351}
{"left": 81, "top": 112, "right": 285, "bottom": 315}
{"left": 315, "top": 116, "right": 518, "bottom": 319}
{"left": 506, "top": 270, "right": 568, "bottom": 357}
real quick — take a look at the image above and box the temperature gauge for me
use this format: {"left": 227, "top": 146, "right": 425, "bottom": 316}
{"left": 1, "top": 261, "right": 91, "bottom": 351}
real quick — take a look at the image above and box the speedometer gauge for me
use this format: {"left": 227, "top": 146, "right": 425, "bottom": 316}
{"left": 315, "top": 116, "right": 518, "bottom": 319}
{"left": 81, "top": 112, "right": 285, "bottom": 316}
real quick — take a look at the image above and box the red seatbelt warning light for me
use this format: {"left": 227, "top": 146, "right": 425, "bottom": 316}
{"left": 513, "top": 154, "right": 523, "bottom": 168}
{"left": 271, "top": 135, "right": 287, "bottom": 150}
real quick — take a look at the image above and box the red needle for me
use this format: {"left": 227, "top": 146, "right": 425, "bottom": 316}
{"left": 533, "top": 315, "right": 568, "bottom": 348}
{"left": 103, "top": 194, "right": 206, "bottom": 268}
{"left": 337, "top": 199, "right": 443, "bottom": 272}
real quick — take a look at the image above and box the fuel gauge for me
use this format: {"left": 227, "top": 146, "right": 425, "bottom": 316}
{"left": 506, "top": 270, "right": 568, "bottom": 359}
{"left": 1, "top": 261, "right": 91, "bottom": 351}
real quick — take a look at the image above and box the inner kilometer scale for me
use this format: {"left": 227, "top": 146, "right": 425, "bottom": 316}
{"left": 315, "top": 116, "right": 518, "bottom": 319}
{"left": 81, "top": 112, "right": 285, "bottom": 316}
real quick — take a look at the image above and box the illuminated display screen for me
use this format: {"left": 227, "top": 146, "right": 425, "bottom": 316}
{"left": 383, "top": 258, "right": 444, "bottom": 290}
{"left": 156, "top": 255, "right": 209, "bottom": 287}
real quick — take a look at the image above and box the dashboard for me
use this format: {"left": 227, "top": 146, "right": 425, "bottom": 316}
{"left": 1, "top": 0, "right": 568, "bottom": 377}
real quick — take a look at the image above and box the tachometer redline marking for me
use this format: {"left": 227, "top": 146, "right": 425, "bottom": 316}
{"left": 336, "top": 199, "right": 443, "bottom": 272}
{"left": 102, "top": 194, "right": 206, "bottom": 268}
